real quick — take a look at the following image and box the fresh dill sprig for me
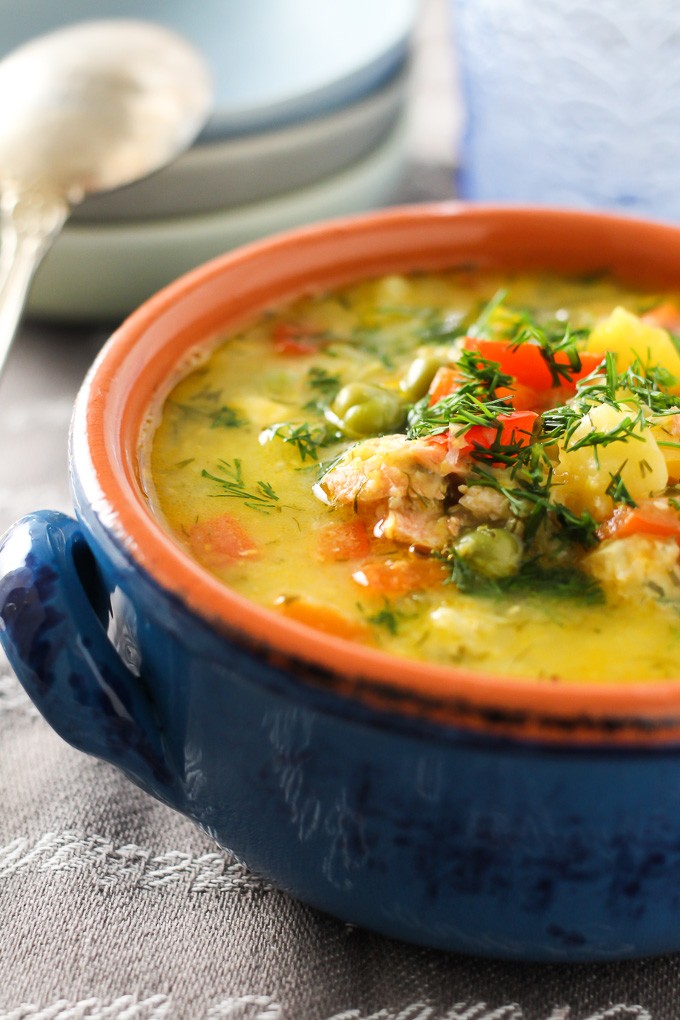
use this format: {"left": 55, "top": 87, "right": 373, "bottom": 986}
{"left": 260, "top": 421, "right": 341, "bottom": 462}
{"left": 209, "top": 405, "right": 247, "bottom": 429}
{"left": 407, "top": 350, "right": 516, "bottom": 440}
{"left": 443, "top": 550, "right": 604, "bottom": 604}
{"left": 307, "top": 366, "right": 341, "bottom": 397}
{"left": 605, "top": 468, "right": 637, "bottom": 507}
{"left": 201, "top": 458, "right": 280, "bottom": 513}
{"left": 506, "top": 315, "right": 591, "bottom": 388}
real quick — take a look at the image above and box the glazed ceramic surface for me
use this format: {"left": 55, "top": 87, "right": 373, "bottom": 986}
{"left": 4, "top": 205, "right": 680, "bottom": 962}
{"left": 71, "top": 66, "right": 408, "bottom": 223}
{"left": 28, "top": 116, "right": 408, "bottom": 322}
{"left": 0, "top": 0, "right": 419, "bottom": 140}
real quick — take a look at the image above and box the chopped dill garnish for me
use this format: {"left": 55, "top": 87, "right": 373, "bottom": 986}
{"left": 505, "top": 315, "right": 591, "bottom": 388}
{"left": 307, "top": 366, "right": 341, "bottom": 397}
{"left": 260, "top": 421, "right": 341, "bottom": 462}
{"left": 605, "top": 468, "right": 637, "bottom": 507}
{"left": 407, "top": 349, "right": 516, "bottom": 440}
{"left": 444, "top": 551, "right": 605, "bottom": 604}
{"left": 366, "top": 604, "right": 401, "bottom": 635}
{"left": 170, "top": 398, "right": 247, "bottom": 429}
{"left": 209, "top": 405, "right": 247, "bottom": 429}
{"left": 201, "top": 458, "right": 280, "bottom": 513}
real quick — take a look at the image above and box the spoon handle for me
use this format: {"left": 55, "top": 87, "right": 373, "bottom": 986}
{"left": 0, "top": 191, "right": 69, "bottom": 379}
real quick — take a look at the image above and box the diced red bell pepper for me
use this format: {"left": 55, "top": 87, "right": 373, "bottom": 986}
{"left": 428, "top": 365, "right": 463, "bottom": 405}
{"left": 462, "top": 410, "right": 538, "bottom": 456}
{"left": 598, "top": 499, "right": 680, "bottom": 542}
{"left": 272, "top": 321, "right": 320, "bottom": 355}
{"left": 461, "top": 337, "right": 603, "bottom": 392}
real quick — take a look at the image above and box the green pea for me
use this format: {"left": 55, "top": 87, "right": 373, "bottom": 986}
{"left": 330, "top": 383, "right": 406, "bottom": 437}
{"left": 454, "top": 525, "right": 523, "bottom": 579}
{"left": 331, "top": 382, "right": 377, "bottom": 418}
{"left": 399, "top": 355, "right": 445, "bottom": 401}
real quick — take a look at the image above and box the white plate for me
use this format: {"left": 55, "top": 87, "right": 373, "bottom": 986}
{"left": 72, "top": 66, "right": 409, "bottom": 222}
{"left": 0, "top": 0, "right": 420, "bottom": 139}
{"left": 28, "top": 114, "right": 409, "bottom": 323}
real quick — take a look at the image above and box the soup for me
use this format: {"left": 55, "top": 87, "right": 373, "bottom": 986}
{"left": 142, "top": 269, "right": 680, "bottom": 683}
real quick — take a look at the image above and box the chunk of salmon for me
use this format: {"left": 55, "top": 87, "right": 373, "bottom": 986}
{"left": 317, "top": 434, "right": 461, "bottom": 508}
{"left": 316, "top": 433, "right": 467, "bottom": 552}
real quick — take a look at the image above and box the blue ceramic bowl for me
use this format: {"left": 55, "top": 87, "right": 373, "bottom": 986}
{"left": 4, "top": 205, "right": 680, "bottom": 962}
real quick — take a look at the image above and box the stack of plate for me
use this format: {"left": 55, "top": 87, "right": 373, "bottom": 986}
{"left": 7, "top": 0, "right": 419, "bottom": 320}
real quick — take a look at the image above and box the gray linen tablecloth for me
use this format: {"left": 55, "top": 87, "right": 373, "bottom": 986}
{"left": 2, "top": 5, "right": 680, "bottom": 1017}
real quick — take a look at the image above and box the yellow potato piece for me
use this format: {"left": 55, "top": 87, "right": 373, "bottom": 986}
{"left": 586, "top": 306, "right": 680, "bottom": 383}
{"left": 649, "top": 413, "right": 680, "bottom": 481}
{"left": 551, "top": 403, "right": 668, "bottom": 520}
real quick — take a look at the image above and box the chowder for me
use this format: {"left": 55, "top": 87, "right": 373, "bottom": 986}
{"left": 143, "top": 269, "right": 680, "bottom": 683}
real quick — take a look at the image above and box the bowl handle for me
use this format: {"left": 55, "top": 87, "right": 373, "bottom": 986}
{"left": 0, "top": 510, "right": 176, "bottom": 804}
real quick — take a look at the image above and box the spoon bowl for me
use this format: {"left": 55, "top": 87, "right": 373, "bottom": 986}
{"left": 0, "top": 19, "right": 211, "bottom": 373}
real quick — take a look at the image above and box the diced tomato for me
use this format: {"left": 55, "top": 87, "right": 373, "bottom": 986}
{"left": 428, "top": 365, "right": 462, "bottom": 404}
{"left": 316, "top": 519, "right": 371, "bottom": 562}
{"left": 276, "top": 597, "right": 373, "bottom": 642}
{"left": 352, "top": 555, "right": 448, "bottom": 597}
{"left": 461, "top": 337, "right": 603, "bottom": 392}
{"left": 597, "top": 499, "right": 680, "bottom": 542}
{"left": 272, "top": 321, "right": 319, "bottom": 355}
{"left": 188, "top": 513, "right": 258, "bottom": 568}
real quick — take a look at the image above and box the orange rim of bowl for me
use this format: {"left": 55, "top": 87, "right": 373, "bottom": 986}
{"left": 74, "top": 202, "right": 680, "bottom": 745}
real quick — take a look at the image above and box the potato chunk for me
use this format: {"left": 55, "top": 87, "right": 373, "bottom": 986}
{"left": 586, "top": 306, "right": 680, "bottom": 382}
{"left": 551, "top": 403, "right": 668, "bottom": 520}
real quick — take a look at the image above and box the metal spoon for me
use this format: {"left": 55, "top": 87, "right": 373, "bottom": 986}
{"left": 0, "top": 19, "right": 212, "bottom": 377}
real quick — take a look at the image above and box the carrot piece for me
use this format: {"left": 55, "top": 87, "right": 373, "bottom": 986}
{"left": 316, "top": 519, "right": 371, "bottom": 562}
{"left": 276, "top": 598, "right": 373, "bottom": 642}
{"left": 598, "top": 499, "right": 680, "bottom": 542}
{"left": 352, "top": 555, "right": 448, "bottom": 598}
{"left": 188, "top": 513, "right": 258, "bottom": 568}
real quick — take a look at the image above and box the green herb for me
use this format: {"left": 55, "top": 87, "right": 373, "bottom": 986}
{"left": 468, "top": 288, "right": 508, "bottom": 337}
{"left": 209, "top": 404, "right": 246, "bottom": 429}
{"left": 307, "top": 366, "right": 341, "bottom": 397}
{"left": 407, "top": 349, "right": 516, "bottom": 440}
{"left": 373, "top": 305, "right": 467, "bottom": 345}
{"left": 190, "top": 384, "right": 222, "bottom": 403}
{"left": 170, "top": 399, "right": 247, "bottom": 429}
{"left": 506, "top": 315, "right": 590, "bottom": 388}
{"left": 260, "top": 421, "right": 340, "bottom": 462}
{"left": 366, "top": 604, "right": 401, "bottom": 635}
{"left": 605, "top": 468, "right": 637, "bottom": 507}
{"left": 444, "top": 550, "right": 604, "bottom": 604}
{"left": 201, "top": 458, "right": 280, "bottom": 512}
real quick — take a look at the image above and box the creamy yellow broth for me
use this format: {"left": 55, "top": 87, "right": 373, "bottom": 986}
{"left": 143, "top": 269, "right": 680, "bottom": 683}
